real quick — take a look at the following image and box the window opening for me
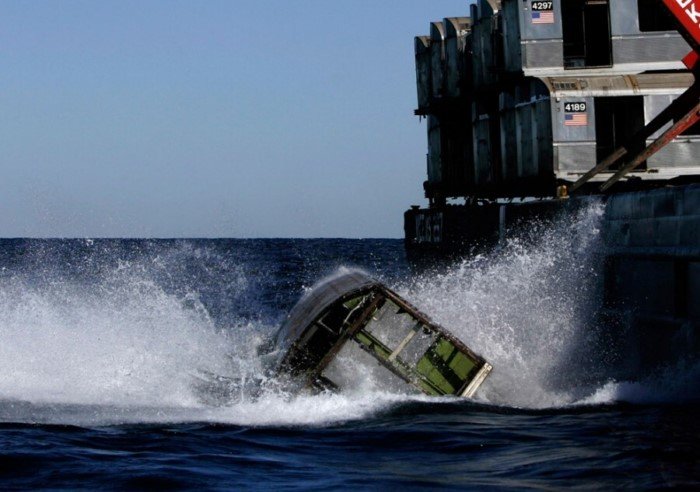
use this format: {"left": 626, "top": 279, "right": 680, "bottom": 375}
{"left": 563, "top": 0, "right": 612, "bottom": 68}
{"left": 638, "top": 0, "right": 677, "bottom": 32}
{"left": 595, "top": 96, "right": 646, "bottom": 170}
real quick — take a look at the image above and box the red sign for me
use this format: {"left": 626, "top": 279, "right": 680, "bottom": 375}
{"left": 662, "top": 0, "right": 700, "bottom": 47}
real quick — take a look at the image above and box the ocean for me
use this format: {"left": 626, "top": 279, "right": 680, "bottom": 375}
{"left": 0, "top": 204, "right": 698, "bottom": 489}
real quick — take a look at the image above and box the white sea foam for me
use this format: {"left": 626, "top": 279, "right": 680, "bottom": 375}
{"left": 395, "top": 202, "right": 607, "bottom": 409}
{"left": 0, "top": 205, "right": 696, "bottom": 426}
{"left": 0, "top": 274, "right": 224, "bottom": 407}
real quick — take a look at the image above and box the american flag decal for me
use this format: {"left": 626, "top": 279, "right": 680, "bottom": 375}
{"left": 565, "top": 113, "right": 588, "bottom": 126}
{"left": 531, "top": 1, "right": 554, "bottom": 24}
{"left": 531, "top": 11, "right": 554, "bottom": 24}
{"left": 564, "top": 102, "right": 588, "bottom": 126}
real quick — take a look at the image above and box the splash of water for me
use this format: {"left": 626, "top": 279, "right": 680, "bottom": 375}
{"left": 0, "top": 211, "right": 696, "bottom": 427}
{"left": 0, "top": 266, "right": 235, "bottom": 407}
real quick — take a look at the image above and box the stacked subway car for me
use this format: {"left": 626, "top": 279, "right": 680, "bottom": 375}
{"left": 406, "top": 0, "right": 700, "bottom": 381}
{"left": 414, "top": 0, "right": 699, "bottom": 206}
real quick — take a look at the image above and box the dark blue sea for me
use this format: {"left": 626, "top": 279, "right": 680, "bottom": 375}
{"left": 0, "top": 207, "right": 698, "bottom": 489}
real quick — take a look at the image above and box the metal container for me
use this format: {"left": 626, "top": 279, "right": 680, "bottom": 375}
{"left": 414, "top": 36, "right": 432, "bottom": 112}
{"left": 430, "top": 21, "right": 446, "bottom": 99}
{"left": 444, "top": 17, "right": 472, "bottom": 99}
{"left": 544, "top": 73, "right": 698, "bottom": 184}
{"left": 500, "top": 0, "right": 689, "bottom": 77}
{"left": 473, "top": 104, "right": 496, "bottom": 187}
{"left": 427, "top": 115, "right": 442, "bottom": 185}
{"left": 425, "top": 114, "right": 475, "bottom": 199}
{"left": 273, "top": 271, "right": 492, "bottom": 397}
{"left": 471, "top": 1, "right": 498, "bottom": 89}
{"left": 480, "top": 73, "right": 698, "bottom": 195}
{"left": 499, "top": 89, "right": 519, "bottom": 182}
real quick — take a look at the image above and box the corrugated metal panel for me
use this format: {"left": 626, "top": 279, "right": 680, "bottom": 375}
{"left": 444, "top": 17, "right": 472, "bottom": 99}
{"left": 502, "top": 0, "right": 690, "bottom": 74}
{"left": 612, "top": 35, "right": 689, "bottom": 66}
{"left": 516, "top": 101, "right": 535, "bottom": 177}
{"left": 471, "top": 1, "right": 497, "bottom": 89}
{"left": 534, "top": 93, "right": 554, "bottom": 177}
{"left": 609, "top": 0, "right": 639, "bottom": 35}
{"left": 473, "top": 112, "right": 493, "bottom": 186}
{"left": 501, "top": 0, "right": 522, "bottom": 73}
{"left": 522, "top": 40, "right": 563, "bottom": 70}
{"left": 645, "top": 94, "right": 676, "bottom": 138}
{"left": 427, "top": 115, "right": 442, "bottom": 183}
{"left": 442, "top": 115, "right": 475, "bottom": 192}
{"left": 499, "top": 90, "right": 518, "bottom": 181}
{"left": 649, "top": 141, "right": 700, "bottom": 169}
{"left": 414, "top": 36, "right": 432, "bottom": 111}
{"left": 555, "top": 144, "right": 597, "bottom": 173}
{"left": 430, "top": 22, "right": 446, "bottom": 98}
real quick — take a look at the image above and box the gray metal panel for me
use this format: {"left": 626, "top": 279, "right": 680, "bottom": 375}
{"left": 505, "top": 0, "right": 689, "bottom": 73}
{"left": 612, "top": 35, "right": 689, "bottom": 66}
{"left": 646, "top": 94, "right": 675, "bottom": 138}
{"left": 610, "top": 0, "right": 687, "bottom": 39}
{"left": 551, "top": 96, "right": 596, "bottom": 143}
{"left": 516, "top": 102, "right": 535, "bottom": 177}
{"left": 518, "top": 0, "right": 562, "bottom": 40}
{"left": 609, "top": 0, "right": 639, "bottom": 35}
{"left": 649, "top": 142, "right": 700, "bottom": 169}
{"left": 471, "top": 1, "right": 497, "bottom": 88}
{"left": 473, "top": 114, "right": 492, "bottom": 186}
{"left": 498, "top": 78, "right": 554, "bottom": 181}
{"left": 499, "top": 90, "right": 518, "bottom": 180}
{"left": 415, "top": 36, "right": 432, "bottom": 111}
{"left": 427, "top": 115, "right": 442, "bottom": 183}
{"left": 470, "top": 3, "right": 484, "bottom": 88}
{"left": 635, "top": 73, "right": 694, "bottom": 92}
{"left": 534, "top": 93, "right": 554, "bottom": 176}
{"left": 605, "top": 185, "right": 700, "bottom": 243}
{"left": 544, "top": 73, "right": 692, "bottom": 98}
{"left": 501, "top": 0, "right": 522, "bottom": 73}
{"left": 430, "top": 22, "right": 446, "bottom": 98}
{"left": 555, "top": 144, "right": 596, "bottom": 173}
{"left": 444, "top": 17, "right": 471, "bottom": 99}
{"left": 522, "top": 39, "right": 563, "bottom": 70}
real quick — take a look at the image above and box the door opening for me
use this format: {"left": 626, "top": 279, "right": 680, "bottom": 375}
{"left": 595, "top": 96, "right": 646, "bottom": 169}
{"left": 563, "top": 0, "right": 612, "bottom": 69}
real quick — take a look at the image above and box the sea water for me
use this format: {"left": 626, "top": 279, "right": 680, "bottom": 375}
{"left": 0, "top": 204, "right": 697, "bottom": 489}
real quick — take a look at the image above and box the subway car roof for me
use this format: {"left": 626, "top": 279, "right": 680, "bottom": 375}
{"left": 541, "top": 72, "right": 694, "bottom": 97}
{"left": 273, "top": 271, "right": 379, "bottom": 353}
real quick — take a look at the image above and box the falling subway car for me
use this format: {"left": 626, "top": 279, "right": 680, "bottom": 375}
{"left": 271, "top": 271, "right": 492, "bottom": 397}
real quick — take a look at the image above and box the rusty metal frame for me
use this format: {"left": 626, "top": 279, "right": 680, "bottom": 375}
{"left": 569, "top": 1, "right": 700, "bottom": 194}
{"left": 280, "top": 281, "right": 491, "bottom": 397}
{"left": 380, "top": 286, "right": 491, "bottom": 393}
{"left": 301, "top": 292, "right": 385, "bottom": 389}
{"left": 600, "top": 99, "right": 700, "bottom": 190}
{"left": 570, "top": 83, "right": 700, "bottom": 193}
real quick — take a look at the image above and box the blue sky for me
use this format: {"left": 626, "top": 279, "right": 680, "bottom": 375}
{"left": 0, "top": 1, "right": 470, "bottom": 237}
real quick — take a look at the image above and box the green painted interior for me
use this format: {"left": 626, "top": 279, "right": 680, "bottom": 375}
{"left": 353, "top": 327, "right": 479, "bottom": 397}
